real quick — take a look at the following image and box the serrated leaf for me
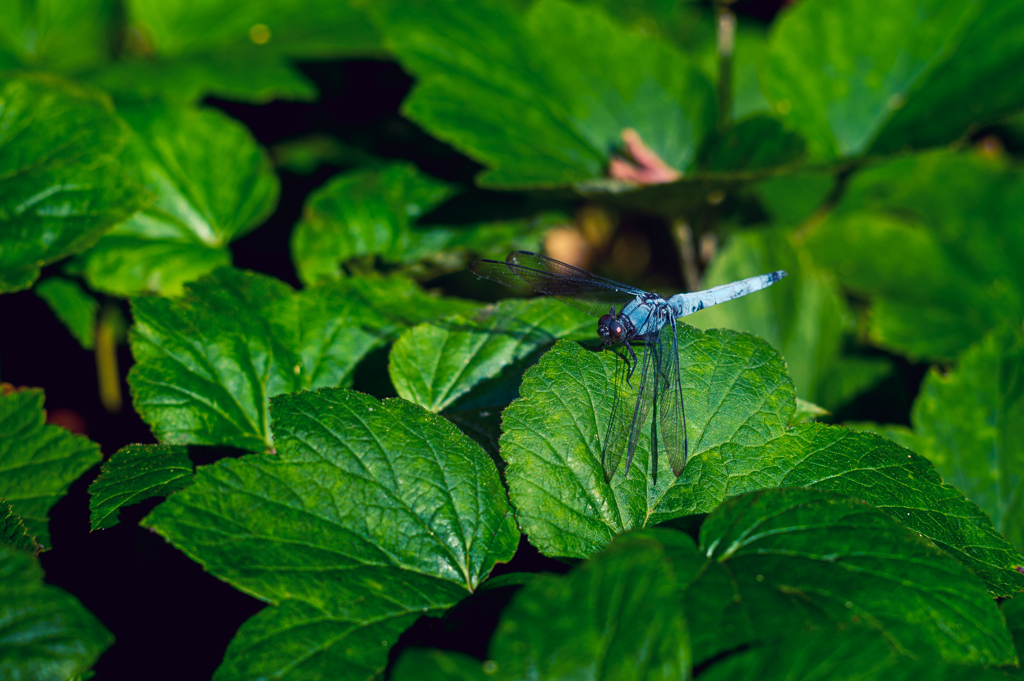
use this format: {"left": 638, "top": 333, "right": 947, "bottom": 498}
{"left": 34, "top": 277, "right": 99, "bottom": 350}
{"left": 128, "top": 0, "right": 381, "bottom": 58}
{"left": 128, "top": 269, "right": 415, "bottom": 450}
{"left": 368, "top": 0, "right": 715, "bottom": 188}
{"left": 143, "top": 389, "right": 518, "bottom": 681}
{"left": 0, "top": 75, "right": 150, "bottom": 293}
{"left": 0, "top": 545, "right": 112, "bottom": 679}
{"left": 391, "top": 649, "right": 489, "bottom": 681}
{"left": 390, "top": 298, "right": 592, "bottom": 413}
{"left": 84, "top": 51, "right": 317, "bottom": 105}
{"left": 500, "top": 332, "right": 1024, "bottom": 596}
{"left": 675, "top": 488, "right": 1014, "bottom": 665}
{"left": 764, "top": 0, "right": 1024, "bottom": 160}
{"left": 0, "top": 0, "right": 116, "bottom": 72}
{"left": 807, "top": 150, "right": 1024, "bottom": 361}
{"left": 76, "top": 103, "right": 279, "bottom": 296}
{"left": 87, "top": 444, "right": 193, "bottom": 531}
{"left": 690, "top": 227, "right": 890, "bottom": 410}
{"left": 0, "top": 500, "right": 38, "bottom": 552}
{"left": 0, "top": 385, "right": 102, "bottom": 550}
{"left": 291, "top": 163, "right": 559, "bottom": 285}
{"left": 489, "top": 532, "right": 689, "bottom": 681}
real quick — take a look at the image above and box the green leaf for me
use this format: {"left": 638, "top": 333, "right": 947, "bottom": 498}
{"left": 0, "top": 75, "right": 150, "bottom": 293}
{"left": 292, "top": 163, "right": 560, "bottom": 285}
{"left": 749, "top": 170, "right": 835, "bottom": 226}
{"left": 489, "top": 532, "right": 689, "bottom": 680}
{"left": 128, "top": 269, "right": 408, "bottom": 451}
{"left": 0, "top": 500, "right": 39, "bottom": 552}
{"left": 500, "top": 332, "right": 1024, "bottom": 596}
{"left": 143, "top": 389, "right": 518, "bottom": 681}
{"left": 700, "top": 627, "right": 1013, "bottom": 681}
{"left": 84, "top": 51, "right": 317, "bottom": 105}
{"left": 677, "top": 488, "right": 1014, "bottom": 665}
{"left": 128, "top": 0, "right": 381, "bottom": 58}
{"left": 865, "top": 326, "right": 1024, "bottom": 554}
{"left": 34, "top": 277, "right": 99, "bottom": 350}
{"left": 88, "top": 444, "right": 193, "bottom": 531}
{"left": 807, "top": 150, "right": 1024, "bottom": 360}
{"left": 764, "top": 0, "right": 1024, "bottom": 160}
{"left": 699, "top": 116, "right": 806, "bottom": 173}
{"left": 0, "top": 545, "right": 112, "bottom": 679}
{"left": 77, "top": 103, "right": 280, "bottom": 296}
{"left": 0, "top": 386, "right": 102, "bottom": 550}
{"left": 0, "top": 0, "right": 116, "bottom": 72}
{"left": 791, "top": 397, "right": 829, "bottom": 424}
{"left": 390, "top": 298, "right": 592, "bottom": 413}
{"left": 690, "top": 227, "right": 890, "bottom": 410}
{"left": 391, "top": 649, "right": 489, "bottom": 681}
{"left": 369, "top": 0, "right": 715, "bottom": 187}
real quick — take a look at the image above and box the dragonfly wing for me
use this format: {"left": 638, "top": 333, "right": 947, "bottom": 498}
{"left": 600, "top": 349, "right": 633, "bottom": 482}
{"left": 470, "top": 252, "right": 639, "bottom": 319}
{"left": 655, "top": 322, "right": 688, "bottom": 477}
{"left": 621, "top": 336, "right": 656, "bottom": 479}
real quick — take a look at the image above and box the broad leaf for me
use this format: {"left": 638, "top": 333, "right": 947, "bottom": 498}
{"left": 0, "top": 75, "right": 150, "bottom": 293}
{"left": 88, "top": 445, "right": 193, "bottom": 531}
{"left": 77, "top": 103, "right": 279, "bottom": 296}
{"left": 671, "top": 489, "right": 1014, "bottom": 665}
{"left": 489, "top": 532, "right": 689, "bottom": 680}
{"left": 690, "top": 227, "right": 890, "bottom": 410}
{"left": 34, "top": 277, "right": 99, "bottom": 350}
{"left": 127, "top": 0, "right": 380, "bottom": 58}
{"left": 144, "top": 389, "right": 518, "bottom": 681}
{"left": 807, "top": 150, "right": 1024, "bottom": 360}
{"left": 368, "top": 0, "right": 715, "bottom": 187}
{"left": 764, "top": 0, "right": 1024, "bottom": 159}
{"left": 0, "top": 385, "right": 102, "bottom": 550}
{"left": 291, "top": 163, "right": 559, "bottom": 285}
{"left": 500, "top": 332, "right": 1024, "bottom": 595}
{"left": 390, "top": 298, "right": 592, "bottom": 413}
{"left": 391, "top": 649, "right": 489, "bottom": 681}
{"left": 0, "top": 545, "right": 112, "bottom": 679}
{"left": 0, "top": 0, "right": 116, "bottom": 72}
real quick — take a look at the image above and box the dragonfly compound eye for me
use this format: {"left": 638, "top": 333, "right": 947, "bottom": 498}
{"left": 598, "top": 315, "right": 626, "bottom": 345}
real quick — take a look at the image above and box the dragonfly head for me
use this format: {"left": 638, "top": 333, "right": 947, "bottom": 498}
{"left": 598, "top": 307, "right": 627, "bottom": 346}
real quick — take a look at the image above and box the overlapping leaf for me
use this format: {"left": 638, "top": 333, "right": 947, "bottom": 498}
{"left": 34, "top": 277, "right": 99, "bottom": 350}
{"left": 807, "top": 150, "right": 1024, "bottom": 360}
{"left": 0, "top": 75, "right": 150, "bottom": 293}
{"left": 0, "top": 545, "right": 112, "bottom": 679}
{"left": 88, "top": 445, "right": 194, "bottom": 531}
{"left": 76, "top": 103, "right": 279, "bottom": 296}
{"left": 0, "top": 386, "right": 102, "bottom": 550}
{"left": 764, "top": 0, "right": 1024, "bottom": 160}
{"left": 144, "top": 389, "right": 518, "bottom": 681}
{"left": 500, "top": 330, "right": 1024, "bottom": 595}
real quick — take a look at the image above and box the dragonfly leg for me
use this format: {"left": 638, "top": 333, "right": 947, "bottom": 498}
{"left": 624, "top": 342, "right": 639, "bottom": 388}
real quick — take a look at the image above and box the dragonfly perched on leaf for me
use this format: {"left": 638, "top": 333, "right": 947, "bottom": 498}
{"left": 470, "top": 251, "right": 786, "bottom": 481}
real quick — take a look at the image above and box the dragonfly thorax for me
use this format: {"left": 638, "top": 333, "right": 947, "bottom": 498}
{"left": 597, "top": 307, "right": 631, "bottom": 346}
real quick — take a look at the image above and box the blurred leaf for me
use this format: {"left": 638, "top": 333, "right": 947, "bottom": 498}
{"left": 128, "top": 269, "right": 474, "bottom": 450}
{"left": 390, "top": 298, "right": 592, "bottom": 413}
{"left": 368, "top": 0, "right": 715, "bottom": 188}
{"left": 77, "top": 103, "right": 279, "bottom": 296}
{"left": 764, "top": 0, "right": 1024, "bottom": 160}
{"left": 807, "top": 150, "right": 1024, "bottom": 360}
{"left": 749, "top": 170, "right": 835, "bottom": 226}
{"left": 34, "top": 277, "right": 99, "bottom": 350}
{"left": 674, "top": 488, "right": 1014, "bottom": 666}
{"left": 489, "top": 532, "right": 689, "bottom": 680}
{"left": 731, "top": 21, "right": 773, "bottom": 120}
{"left": 272, "top": 134, "right": 385, "bottom": 175}
{"left": 128, "top": 0, "right": 380, "bottom": 58}
{"left": 699, "top": 115, "right": 805, "bottom": 172}
{"left": 0, "top": 545, "right": 112, "bottom": 679}
{"left": 0, "top": 385, "right": 102, "bottom": 550}
{"left": 691, "top": 227, "right": 890, "bottom": 410}
{"left": 84, "top": 51, "right": 317, "bottom": 104}
{"left": 0, "top": 501, "right": 38, "bottom": 552}
{"left": 500, "top": 333, "right": 1024, "bottom": 596}
{"left": 700, "top": 625, "right": 1013, "bottom": 681}
{"left": 859, "top": 326, "right": 1024, "bottom": 554}
{"left": 791, "top": 397, "right": 829, "bottom": 424}
{"left": 144, "top": 389, "right": 518, "bottom": 681}
{"left": 0, "top": 0, "right": 116, "bottom": 72}
{"left": 0, "top": 75, "right": 150, "bottom": 293}
{"left": 88, "top": 444, "right": 193, "bottom": 531}
{"left": 391, "top": 649, "right": 489, "bottom": 681}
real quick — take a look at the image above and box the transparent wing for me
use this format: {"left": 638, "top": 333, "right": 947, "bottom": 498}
{"left": 470, "top": 251, "right": 640, "bottom": 319}
{"left": 655, "top": 321, "right": 688, "bottom": 477}
{"left": 601, "top": 349, "right": 633, "bottom": 482}
{"left": 622, "top": 336, "right": 657, "bottom": 479}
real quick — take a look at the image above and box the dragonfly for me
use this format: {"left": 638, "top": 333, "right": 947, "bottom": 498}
{"left": 469, "top": 251, "right": 786, "bottom": 481}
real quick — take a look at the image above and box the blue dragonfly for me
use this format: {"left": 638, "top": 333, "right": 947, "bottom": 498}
{"left": 470, "top": 251, "right": 786, "bottom": 481}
